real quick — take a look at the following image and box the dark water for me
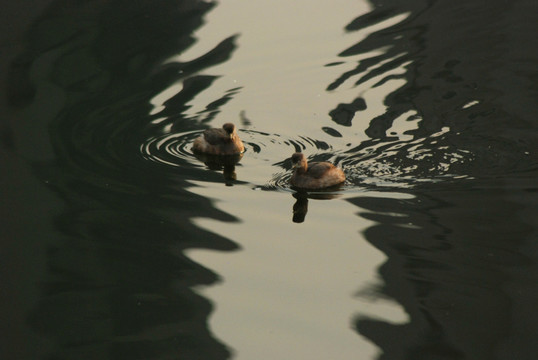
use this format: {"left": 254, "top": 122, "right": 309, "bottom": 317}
{"left": 1, "top": 0, "right": 537, "bottom": 359}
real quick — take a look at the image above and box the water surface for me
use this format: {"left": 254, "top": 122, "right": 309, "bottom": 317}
{"left": 1, "top": 0, "right": 538, "bottom": 359}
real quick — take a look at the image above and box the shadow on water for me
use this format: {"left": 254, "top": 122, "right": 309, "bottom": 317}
{"left": 326, "top": 0, "right": 537, "bottom": 188}
{"left": 3, "top": 0, "right": 538, "bottom": 358}
{"left": 5, "top": 0, "right": 243, "bottom": 358}
{"left": 334, "top": 0, "right": 538, "bottom": 359}
{"left": 349, "top": 189, "right": 538, "bottom": 360}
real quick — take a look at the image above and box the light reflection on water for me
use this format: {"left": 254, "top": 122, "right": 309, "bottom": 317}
{"left": 130, "top": 0, "right": 492, "bottom": 358}
{"left": 4, "top": 0, "right": 538, "bottom": 358}
{"left": 185, "top": 185, "right": 413, "bottom": 359}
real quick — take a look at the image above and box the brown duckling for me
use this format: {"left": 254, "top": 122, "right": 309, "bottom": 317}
{"left": 192, "top": 123, "right": 244, "bottom": 155}
{"left": 290, "top": 152, "right": 345, "bottom": 189}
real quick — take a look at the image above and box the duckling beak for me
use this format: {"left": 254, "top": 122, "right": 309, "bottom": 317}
{"left": 229, "top": 133, "right": 234, "bottom": 140}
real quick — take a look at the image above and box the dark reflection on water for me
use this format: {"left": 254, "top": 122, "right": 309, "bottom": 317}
{"left": 3, "top": 0, "right": 538, "bottom": 358}
{"left": 6, "top": 0, "right": 241, "bottom": 358}
{"left": 349, "top": 188, "right": 538, "bottom": 360}
{"left": 329, "top": 0, "right": 537, "bottom": 187}
{"left": 338, "top": 0, "right": 538, "bottom": 358}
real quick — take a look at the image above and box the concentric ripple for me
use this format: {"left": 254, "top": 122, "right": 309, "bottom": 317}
{"left": 140, "top": 128, "right": 342, "bottom": 190}
{"left": 141, "top": 126, "right": 474, "bottom": 190}
{"left": 141, "top": 131, "right": 202, "bottom": 168}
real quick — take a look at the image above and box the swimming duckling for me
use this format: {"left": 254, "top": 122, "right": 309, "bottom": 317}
{"left": 290, "top": 152, "right": 345, "bottom": 189}
{"left": 192, "top": 123, "right": 244, "bottom": 155}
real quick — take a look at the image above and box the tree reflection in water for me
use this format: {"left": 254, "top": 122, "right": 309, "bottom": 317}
{"left": 7, "top": 0, "right": 243, "bottom": 358}
{"left": 335, "top": 0, "right": 538, "bottom": 358}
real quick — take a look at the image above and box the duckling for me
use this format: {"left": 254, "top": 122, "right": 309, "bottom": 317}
{"left": 192, "top": 123, "right": 244, "bottom": 155}
{"left": 290, "top": 152, "right": 345, "bottom": 189}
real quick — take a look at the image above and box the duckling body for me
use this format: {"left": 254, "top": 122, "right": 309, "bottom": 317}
{"left": 192, "top": 123, "right": 244, "bottom": 155}
{"left": 290, "top": 152, "right": 345, "bottom": 189}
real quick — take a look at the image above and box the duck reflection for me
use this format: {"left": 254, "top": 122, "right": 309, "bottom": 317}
{"left": 291, "top": 189, "right": 342, "bottom": 223}
{"left": 292, "top": 192, "right": 309, "bottom": 223}
{"left": 193, "top": 152, "right": 244, "bottom": 186}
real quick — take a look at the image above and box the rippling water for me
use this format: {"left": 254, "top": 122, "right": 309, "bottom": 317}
{"left": 141, "top": 123, "right": 474, "bottom": 190}
{"left": 2, "top": 0, "right": 538, "bottom": 359}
